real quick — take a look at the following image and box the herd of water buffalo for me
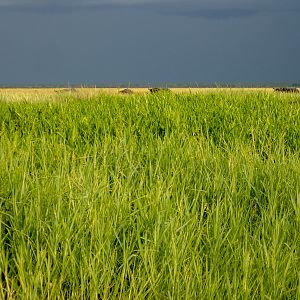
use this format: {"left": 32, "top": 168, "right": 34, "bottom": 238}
{"left": 119, "top": 87, "right": 299, "bottom": 94}
{"left": 54, "top": 87, "right": 299, "bottom": 95}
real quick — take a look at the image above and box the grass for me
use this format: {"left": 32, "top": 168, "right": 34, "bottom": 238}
{"left": 0, "top": 87, "right": 275, "bottom": 102}
{"left": 1, "top": 90, "right": 300, "bottom": 299}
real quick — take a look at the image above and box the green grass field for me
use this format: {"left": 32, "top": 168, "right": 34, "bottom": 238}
{"left": 1, "top": 91, "right": 300, "bottom": 299}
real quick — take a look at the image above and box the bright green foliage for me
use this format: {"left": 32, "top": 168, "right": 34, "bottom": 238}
{"left": 1, "top": 92, "right": 300, "bottom": 299}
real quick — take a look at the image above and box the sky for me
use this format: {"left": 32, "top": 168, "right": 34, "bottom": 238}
{"left": 0, "top": 0, "right": 300, "bottom": 86}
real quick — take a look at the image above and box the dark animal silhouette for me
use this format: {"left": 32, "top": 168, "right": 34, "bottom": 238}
{"left": 273, "top": 87, "right": 299, "bottom": 93}
{"left": 149, "top": 88, "right": 171, "bottom": 93}
{"left": 119, "top": 88, "right": 134, "bottom": 94}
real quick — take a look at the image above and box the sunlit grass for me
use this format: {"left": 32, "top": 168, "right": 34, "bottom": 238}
{"left": 1, "top": 91, "right": 300, "bottom": 298}
{"left": 0, "top": 87, "right": 275, "bottom": 102}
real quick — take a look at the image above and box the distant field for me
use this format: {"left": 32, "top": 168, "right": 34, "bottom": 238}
{"left": 1, "top": 91, "right": 300, "bottom": 298}
{"left": 0, "top": 87, "right": 276, "bottom": 101}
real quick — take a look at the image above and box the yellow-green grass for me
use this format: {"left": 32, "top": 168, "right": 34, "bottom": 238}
{"left": 0, "top": 87, "right": 275, "bottom": 102}
{"left": 1, "top": 91, "right": 300, "bottom": 298}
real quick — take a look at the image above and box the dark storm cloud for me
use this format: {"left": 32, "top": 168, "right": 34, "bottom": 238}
{"left": 1, "top": 0, "right": 300, "bottom": 86}
{"left": 1, "top": 0, "right": 297, "bottom": 20}
{"left": 156, "top": 7, "right": 259, "bottom": 20}
{"left": 0, "top": 2, "right": 130, "bottom": 15}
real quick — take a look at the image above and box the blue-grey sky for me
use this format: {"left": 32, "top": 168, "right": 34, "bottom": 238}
{"left": 1, "top": 0, "right": 300, "bottom": 86}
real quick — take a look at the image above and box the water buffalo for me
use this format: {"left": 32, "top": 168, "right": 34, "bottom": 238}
{"left": 149, "top": 88, "right": 171, "bottom": 93}
{"left": 119, "top": 88, "right": 134, "bottom": 94}
{"left": 273, "top": 87, "right": 299, "bottom": 93}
